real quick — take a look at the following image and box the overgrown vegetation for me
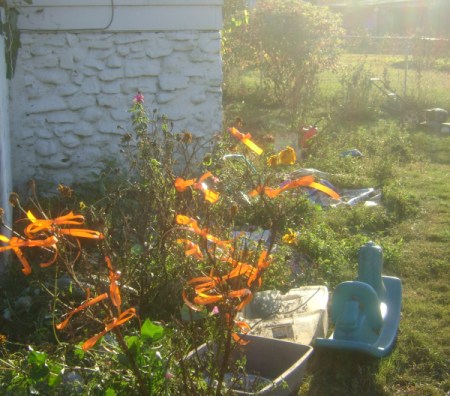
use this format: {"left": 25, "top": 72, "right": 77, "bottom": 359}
{"left": 1, "top": 1, "right": 450, "bottom": 395}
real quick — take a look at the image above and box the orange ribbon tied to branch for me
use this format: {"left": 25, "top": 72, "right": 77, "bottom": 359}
{"left": 105, "top": 256, "right": 122, "bottom": 309}
{"left": 226, "top": 314, "right": 251, "bottom": 345}
{"left": 25, "top": 211, "right": 104, "bottom": 240}
{"left": 228, "top": 127, "right": 263, "bottom": 155}
{"left": 176, "top": 215, "right": 232, "bottom": 251}
{"left": 249, "top": 175, "right": 340, "bottom": 200}
{"left": 56, "top": 292, "right": 109, "bottom": 331}
{"left": 176, "top": 239, "right": 204, "bottom": 260}
{"left": 174, "top": 172, "right": 220, "bottom": 204}
{"left": 82, "top": 308, "right": 137, "bottom": 351}
{"left": 0, "top": 234, "right": 58, "bottom": 275}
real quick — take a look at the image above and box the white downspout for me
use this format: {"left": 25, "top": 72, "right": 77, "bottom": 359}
{"left": 0, "top": 7, "right": 13, "bottom": 276}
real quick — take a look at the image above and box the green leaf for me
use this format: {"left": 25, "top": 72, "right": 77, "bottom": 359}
{"left": 105, "top": 388, "right": 117, "bottom": 396}
{"left": 28, "top": 351, "right": 50, "bottom": 382}
{"left": 124, "top": 335, "right": 141, "bottom": 357}
{"left": 74, "top": 344, "right": 85, "bottom": 360}
{"left": 141, "top": 319, "right": 164, "bottom": 342}
{"left": 28, "top": 350, "right": 47, "bottom": 367}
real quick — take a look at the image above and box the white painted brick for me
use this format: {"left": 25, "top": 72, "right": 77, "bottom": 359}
{"left": 67, "top": 95, "right": 96, "bottom": 111}
{"left": 81, "top": 77, "right": 100, "bottom": 94}
{"left": 61, "top": 135, "right": 81, "bottom": 149}
{"left": 110, "top": 108, "right": 130, "bottom": 122}
{"left": 27, "top": 84, "right": 48, "bottom": 100}
{"left": 31, "top": 55, "right": 59, "bottom": 68}
{"left": 15, "top": 127, "right": 34, "bottom": 140}
{"left": 106, "top": 56, "right": 122, "bottom": 68}
{"left": 72, "top": 47, "right": 88, "bottom": 63}
{"left": 72, "top": 146, "right": 103, "bottom": 167}
{"left": 10, "top": 30, "right": 223, "bottom": 190}
{"left": 199, "top": 35, "right": 221, "bottom": 54}
{"left": 20, "top": 34, "right": 34, "bottom": 45}
{"left": 28, "top": 96, "right": 68, "bottom": 114}
{"left": 36, "top": 140, "right": 59, "bottom": 157}
{"left": 101, "top": 80, "right": 123, "bottom": 94}
{"left": 30, "top": 45, "right": 53, "bottom": 56}
{"left": 71, "top": 70, "right": 85, "bottom": 85}
{"left": 80, "top": 67, "right": 98, "bottom": 77}
{"left": 46, "top": 35, "right": 67, "bottom": 47}
{"left": 46, "top": 111, "right": 79, "bottom": 124}
{"left": 97, "top": 94, "right": 123, "bottom": 108}
{"left": 41, "top": 154, "right": 72, "bottom": 169}
{"left": 56, "top": 84, "right": 79, "bottom": 97}
{"left": 53, "top": 124, "right": 75, "bottom": 137}
{"left": 72, "top": 122, "right": 95, "bottom": 137}
{"left": 98, "top": 120, "right": 122, "bottom": 135}
{"left": 87, "top": 39, "right": 112, "bottom": 49}
{"left": 158, "top": 74, "right": 189, "bottom": 91}
{"left": 81, "top": 108, "right": 103, "bottom": 123}
{"left": 189, "top": 48, "right": 213, "bottom": 63}
{"left": 94, "top": 49, "right": 115, "bottom": 61}
{"left": 124, "top": 59, "right": 161, "bottom": 78}
{"left": 173, "top": 40, "right": 196, "bottom": 52}
{"left": 83, "top": 58, "right": 105, "bottom": 71}
{"left": 122, "top": 78, "right": 157, "bottom": 95}
{"left": 65, "top": 33, "right": 79, "bottom": 47}
{"left": 35, "top": 69, "right": 69, "bottom": 85}
{"left": 166, "top": 32, "right": 199, "bottom": 41}
{"left": 162, "top": 53, "right": 189, "bottom": 73}
{"left": 99, "top": 68, "right": 124, "bottom": 82}
{"left": 156, "top": 92, "right": 176, "bottom": 104}
{"left": 60, "top": 53, "right": 75, "bottom": 70}
{"left": 191, "top": 91, "right": 207, "bottom": 105}
{"left": 117, "top": 45, "right": 131, "bottom": 56}
{"left": 114, "top": 34, "right": 145, "bottom": 45}
{"left": 146, "top": 40, "right": 173, "bottom": 58}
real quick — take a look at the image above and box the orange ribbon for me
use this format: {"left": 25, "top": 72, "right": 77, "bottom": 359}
{"left": 226, "top": 314, "right": 251, "bottom": 345}
{"left": 177, "top": 239, "right": 204, "bottom": 260}
{"left": 174, "top": 172, "right": 220, "bottom": 204}
{"left": 105, "top": 257, "right": 122, "bottom": 310}
{"left": 56, "top": 292, "right": 109, "bottom": 330}
{"left": 25, "top": 211, "right": 104, "bottom": 240}
{"left": 176, "top": 215, "right": 232, "bottom": 251}
{"left": 82, "top": 308, "right": 137, "bottom": 351}
{"left": 228, "top": 127, "right": 263, "bottom": 155}
{"left": 0, "top": 234, "right": 58, "bottom": 275}
{"left": 249, "top": 175, "right": 340, "bottom": 200}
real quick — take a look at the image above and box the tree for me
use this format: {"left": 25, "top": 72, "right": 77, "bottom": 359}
{"left": 247, "top": 0, "right": 344, "bottom": 122}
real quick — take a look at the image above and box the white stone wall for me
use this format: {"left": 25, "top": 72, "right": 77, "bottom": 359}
{"left": 9, "top": 30, "right": 223, "bottom": 189}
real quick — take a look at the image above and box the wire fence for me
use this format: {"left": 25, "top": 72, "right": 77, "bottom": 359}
{"left": 317, "top": 35, "right": 450, "bottom": 111}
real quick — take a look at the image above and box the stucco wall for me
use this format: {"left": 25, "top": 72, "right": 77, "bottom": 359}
{"left": 8, "top": 1, "right": 223, "bottom": 191}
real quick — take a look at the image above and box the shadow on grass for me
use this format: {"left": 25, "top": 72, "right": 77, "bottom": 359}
{"left": 304, "top": 349, "right": 386, "bottom": 396}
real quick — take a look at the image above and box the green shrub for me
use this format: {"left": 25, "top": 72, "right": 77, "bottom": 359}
{"left": 247, "top": 0, "right": 344, "bottom": 123}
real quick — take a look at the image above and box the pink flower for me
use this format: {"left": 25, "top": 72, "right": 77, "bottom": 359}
{"left": 211, "top": 306, "right": 220, "bottom": 315}
{"left": 165, "top": 372, "right": 174, "bottom": 380}
{"left": 133, "top": 92, "right": 144, "bottom": 104}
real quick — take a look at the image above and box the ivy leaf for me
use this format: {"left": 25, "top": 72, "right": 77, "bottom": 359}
{"left": 141, "top": 319, "right": 164, "bottom": 343}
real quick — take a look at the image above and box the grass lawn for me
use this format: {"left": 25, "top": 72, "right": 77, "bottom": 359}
{"left": 299, "top": 139, "right": 450, "bottom": 395}
{"left": 224, "top": 52, "right": 450, "bottom": 395}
